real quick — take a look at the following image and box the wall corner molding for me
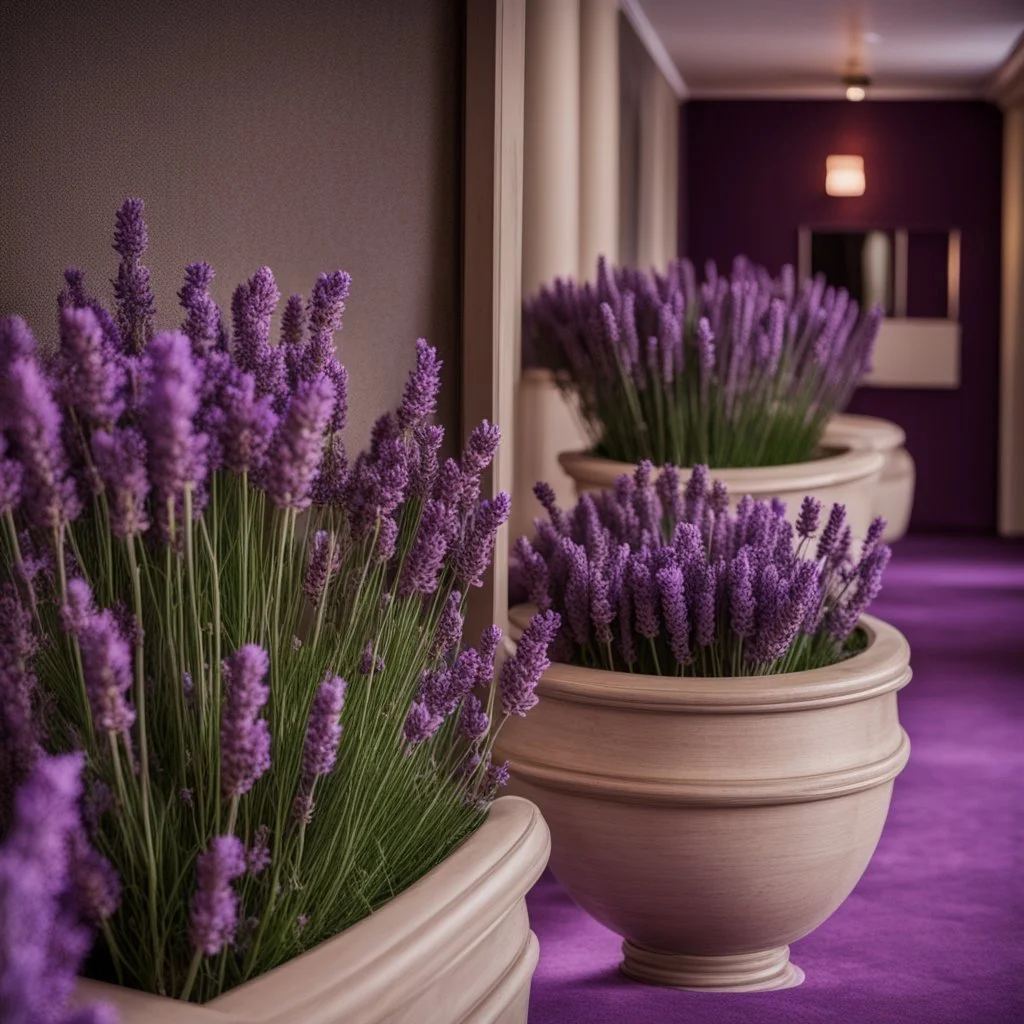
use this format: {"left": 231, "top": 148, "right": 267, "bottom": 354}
{"left": 618, "top": 0, "right": 688, "bottom": 100}
{"left": 988, "top": 31, "right": 1024, "bottom": 108}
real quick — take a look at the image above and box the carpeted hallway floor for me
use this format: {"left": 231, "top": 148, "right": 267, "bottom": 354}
{"left": 526, "top": 537, "right": 1024, "bottom": 1024}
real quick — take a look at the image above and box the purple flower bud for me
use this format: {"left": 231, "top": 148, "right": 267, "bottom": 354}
{"left": 409, "top": 424, "right": 444, "bottom": 498}
{"left": 397, "top": 339, "right": 443, "bottom": 431}
{"left": 683, "top": 464, "right": 709, "bottom": 525}
{"left": 694, "top": 562, "right": 718, "bottom": 647}
{"left": 657, "top": 563, "right": 691, "bottom": 664}
{"left": 280, "top": 294, "right": 306, "bottom": 347}
{"left": 796, "top": 496, "right": 822, "bottom": 540}
{"left": 91, "top": 428, "right": 150, "bottom": 539}
{"left": 456, "top": 492, "right": 511, "bottom": 589}
{"left": 57, "top": 307, "right": 125, "bottom": 425}
{"left": 178, "top": 262, "right": 222, "bottom": 356}
{"left": 247, "top": 825, "right": 271, "bottom": 876}
{"left": 403, "top": 698, "right": 442, "bottom": 747}
{"left": 459, "top": 693, "right": 490, "bottom": 742}
{"left": 432, "top": 591, "right": 464, "bottom": 659}
{"left": 656, "top": 464, "right": 682, "bottom": 525}
{"left": 304, "top": 531, "right": 340, "bottom": 606}
{"left": 140, "top": 332, "right": 207, "bottom": 540}
{"left": 499, "top": 609, "right": 559, "bottom": 717}
{"left": 75, "top": 602, "right": 136, "bottom": 737}
{"left": 300, "top": 676, "right": 346, "bottom": 782}
{"left": 111, "top": 198, "right": 155, "bottom": 353}
{"left": 399, "top": 499, "right": 452, "bottom": 597}
{"left": 232, "top": 266, "right": 280, "bottom": 374}
{"left": 308, "top": 271, "right": 351, "bottom": 349}
{"left": 220, "top": 645, "right": 271, "bottom": 799}
{"left": 815, "top": 503, "right": 847, "bottom": 561}
{"left": 266, "top": 374, "right": 335, "bottom": 510}
{"left": 476, "top": 625, "right": 502, "bottom": 685}
{"left": 630, "top": 557, "right": 659, "bottom": 640}
{"left": 562, "top": 538, "right": 591, "bottom": 645}
{"left": 189, "top": 835, "right": 246, "bottom": 956}
{"left": 728, "top": 548, "right": 756, "bottom": 638}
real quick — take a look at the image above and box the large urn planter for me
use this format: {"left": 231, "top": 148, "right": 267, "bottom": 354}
{"left": 558, "top": 446, "right": 886, "bottom": 542}
{"left": 76, "top": 797, "right": 550, "bottom": 1024}
{"left": 823, "top": 414, "right": 915, "bottom": 542}
{"left": 498, "top": 607, "right": 911, "bottom": 992}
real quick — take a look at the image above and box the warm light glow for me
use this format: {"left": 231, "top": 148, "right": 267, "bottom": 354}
{"left": 825, "top": 155, "right": 866, "bottom": 197}
{"left": 846, "top": 85, "right": 866, "bottom": 102}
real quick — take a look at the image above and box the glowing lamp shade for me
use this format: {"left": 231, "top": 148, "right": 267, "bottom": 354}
{"left": 825, "top": 155, "right": 866, "bottom": 197}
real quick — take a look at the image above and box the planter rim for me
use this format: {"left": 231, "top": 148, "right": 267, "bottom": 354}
{"left": 823, "top": 413, "right": 906, "bottom": 451}
{"left": 77, "top": 796, "right": 549, "bottom": 1022}
{"left": 508, "top": 605, "right": 911, "bottom": 714}
{"left": 558, "top": 445, "right": 886, "bottom": 493}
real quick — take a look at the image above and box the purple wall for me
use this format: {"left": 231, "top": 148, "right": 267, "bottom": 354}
{"left": 684, "top": 100, "right": 1003, "bottom": 534}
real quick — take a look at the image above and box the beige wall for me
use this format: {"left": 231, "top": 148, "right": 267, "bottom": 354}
{"left": 0, "top": 0, "right": 462, "bottom": 449}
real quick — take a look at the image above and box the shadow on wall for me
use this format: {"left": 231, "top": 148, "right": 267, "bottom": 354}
{"left": 683, "top": 99, "right": 1003, "bottom": 535}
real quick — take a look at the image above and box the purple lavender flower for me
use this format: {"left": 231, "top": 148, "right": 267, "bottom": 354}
{"left": 456, "top": 492, "right": 512, "bottom": 589}
{"left": 432, "top": 591, "right": 463, "bottom": 658}
{"left": 280, "top": 294, "right": 306, "bottom": 347}
{"left": 630, "top": 558, "right": 659, "bottom": 640}
{"left": 311, "top": 432, "right": 348, "bottom": 506}
{"left": 459, "top": 693, "right": 490, "bottom": 742}
{"left": 0, "top": 586, "right": 41, "bottom": 805}
{"left": 397, "top": 339, "right": 442, "bottom": 431}
{"left": 91, "top": 427, "right": 150, "bottom": 539}
{"left": 513, "top": 535, "right": 551, "bottom": 611}
{"left": 657, "top": 564, "right": 690, "bottom": 663}
{"left": 189, "top": 835, "right": 246, "bottom": 956}
{"left": 265, "top": 373, "right": 335, "bottom": 510}
{"left": 359, "top": 641, "right": 385, "bottom": 676}
{"left": 682, "top": 464, "right": 708, "bottom": 525}
{"left": 816, "top": 503, "right": 847, "bottom": 561}
{"left": 0, "top": 752, "right": 112, "bottom": 1024}
{"left": 655, "top": 464, "right": 682, "bottom": 525}
{"left": 499, "top": 610, "right": 560, "bottom": 717}
{"left": 2, "top": 347, "right": 81, "bottom": 530}
{"left": 459, "top": 420, "right": 501, "bottom": 507}
{"left": 728, "top": 548, "right": 756, "bottom": 638}
{"left": 74, "top": 601, "right": 136, "bottom": 737}
{"left": 178, "top": 261, "right": 222, "bottom": 355}
{"left": 70, "top": 831, "right": 121, "bottom": 924}
{"left": 562, "top": 538, "right": 592, "bottom": 645}
{"left": 58, "top": 267, "right": 88, "bottom": 309}
{"left": 307, "top": 271, "right": 351, "bottom": 353}
{"left": 483, "top": 758, "right": 511, "bottom": 793}
{"left": 476, "top": 624, "right": 502, "bottom": 685}
{"left": 304, "top": 530, "right": 339, "bottom": 606}
{"left": 232, "top": 266, "right": 280, "bottom": 374}
{"left": 140, "top": 331, "right": 206, "bottom": 540}
{"left": 111, "top": 197, "right": 155, "bottom": 353}
{"left": 403, "top": 698, "right": 441, "bottom": 747}
{"left": 796, "top": 496, "right": 822, "bottom": 540}
{"left": 221, "top": 371, "right": 278, "bottom": 476}
{"left": 0, "top": 437, "right": 24, "bottom": 515}
{"left": 300, "top": 676, "right": 346, "bottom": 782}
{"left": 399, "top": 499, "right": 451, "bottom": 597}
{"left": 247, "top": 825, "right": 271, "bottom": 876}
{"left": 220, "top": 645, "right": 271, "bottom": 799}
{"left": 56, "top": 307, "right": 125, "bottom": 425}
{"left": 409, "top": 424, "right": 444, "bottom": 498}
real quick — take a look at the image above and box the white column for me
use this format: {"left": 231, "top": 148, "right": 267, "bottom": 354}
{"left": 999, "top": 102, "right": 1024, "bottom": 535}
{"left": 637, "top": 64, "right": 679, "bottom": 270}
{"left": 516, "top": 0, "right": 584, "bottom": 540}
{"left": 578, "top": 0, "right": 619, "bottom": 276}
{"left": 522, "top": 0, "right": 580, "bottom": 299}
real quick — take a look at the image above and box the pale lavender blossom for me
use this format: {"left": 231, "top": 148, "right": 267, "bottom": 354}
{"left": 265, "top": 373, "right": 335, "bottom": 510}
{"left": 178, "top": 261, "right": 222, "bottom": 355}
{"left": 91, "top": 427, "right": 150, "bottom": 539}
{"left": 397, "top": 339, "right": 442, "bottom": 431}
{"left": 499, "top": 610, "right": 560, "bottom": 717}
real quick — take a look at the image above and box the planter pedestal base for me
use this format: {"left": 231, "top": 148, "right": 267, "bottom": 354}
{"left": 620, "top": 942, "right": 805, "bottom": 992}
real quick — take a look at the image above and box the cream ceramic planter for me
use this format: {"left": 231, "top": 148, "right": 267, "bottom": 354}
{"left": 76, "top": 797, "right": 550, "bottom": 1024}
{"left": 498, "top": 607, "right": 911, "bottom": 992}
{"left": 559, "top": 446, "right": 886, "bottom": 542}
{"left": 823, "top": 414, "right": 915, "bottom": 542}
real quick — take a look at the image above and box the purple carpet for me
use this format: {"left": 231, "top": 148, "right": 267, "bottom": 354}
{"left": 526, "top": 537, "right": 1024, "bottom": 1024}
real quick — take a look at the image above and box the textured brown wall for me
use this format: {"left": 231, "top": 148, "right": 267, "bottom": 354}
{"left": 0, "top": 0, "right": 462, "bottom": 448}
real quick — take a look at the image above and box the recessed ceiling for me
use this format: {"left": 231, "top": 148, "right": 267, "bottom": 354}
{"left": 634, "top": 0, "right": 1024, "bottom": 97}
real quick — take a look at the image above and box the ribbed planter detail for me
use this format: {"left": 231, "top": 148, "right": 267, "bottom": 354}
{"left": 823, "top": 414, "right": 915, "bottom": 542}
{"left": 76, "top": 797, "right": 550, "bottom": 1023}
{"left": 498, "top": 608, "right": 911, "bottom": 992}
{"left": 558, "top": 446, "right": 886, "bottom": 541}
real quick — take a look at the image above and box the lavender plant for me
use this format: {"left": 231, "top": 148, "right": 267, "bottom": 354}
{"left": 0, "top": 200, "right": 555, "bottom": 1003}
{"left": 0, "top": 752, "right": 116, "bottom": 1024}
{"left": 523, "top": 256, "right": 883, "bottom": 468}
{"left": 513, "top": 462, "right": 891, "bottom": 677}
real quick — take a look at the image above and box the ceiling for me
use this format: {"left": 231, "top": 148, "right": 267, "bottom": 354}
{"left": 633, "top": 0, "right": 1024, "bottom": 98}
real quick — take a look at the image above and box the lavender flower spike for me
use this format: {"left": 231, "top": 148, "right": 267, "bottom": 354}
{"left": 178, "top": 261, "right": 222, "bottom": 355}
{"left": 397, "top": 339, "right": 443, "bottom": 431}
{"left": 189, "top": 835, "right": 246, "bottom": 956}
{"left": 301, "top": 675, "right": 346, "bottom": 782}
{"left": 91, "top": 427, "right": 150, "bottom": 539}
{"left": 265, "top": 374, "right": 335, "bottom": 510}
{"left": 220, "top": 645, "right": 271, "bottom": 799}
{"left": 73, "top": 594, "right": 136, "bottom": 738}
{"left": 57, "top": 306, "right": 124, "bottom": 425}
{"left": 499, "top": 609, "right": 560, "bottom": 717}
{"left": 0, "top": 753, "right": 114, "bottom": 1024}
{"left": 111, "top": 197, "right": 155, "bottom": 353}
{"left": 141, "top": 331, "right": 206, "bottom": 540}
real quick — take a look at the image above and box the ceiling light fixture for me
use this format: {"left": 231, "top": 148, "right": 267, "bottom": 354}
{"left": 826, "top": 155, "right": 866, "bottom": 197}
{"left": 843, "top": 72, "right": 870, "bottom": 102}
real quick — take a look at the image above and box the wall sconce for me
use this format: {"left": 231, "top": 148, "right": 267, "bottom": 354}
{"left": 825, "top": 155, "right": 866, "bottom": 197}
